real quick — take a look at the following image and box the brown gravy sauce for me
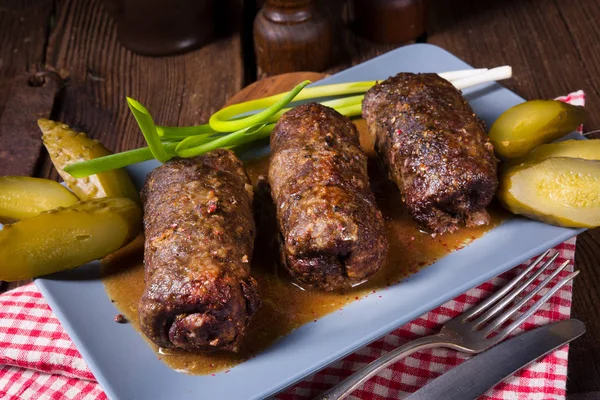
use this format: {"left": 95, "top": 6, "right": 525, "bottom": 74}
{"left": 102, "top": 119, "right": 507, "bottom": 375}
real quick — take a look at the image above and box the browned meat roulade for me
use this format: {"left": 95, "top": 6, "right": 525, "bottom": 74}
{"left": 362, "top": 73, "right": 498, "bottom": 234}
{"left": 269, "top": 103, "right": 388, "bottom": 291}
{"left": 139, "top": 149, "right": 260, "bottom": 352}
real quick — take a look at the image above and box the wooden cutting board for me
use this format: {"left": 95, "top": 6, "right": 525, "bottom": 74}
{"left": 225, "top": 72, "right": 327, "bottom": 106}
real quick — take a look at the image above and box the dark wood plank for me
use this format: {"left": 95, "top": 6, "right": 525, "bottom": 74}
{"left": 568, "top": 392, "right": 600, "bottom": 400}
{"left": 554, "top": 0, "right": 600, "bottom": 108}
{"left": 324, "top": 33, "right": 405, "bottom": 75}
{"left": 427, "top": 0, "right": 600, "bottom": 131}
{"left": 0, "top": 0, "right": 56, "bottom": 176}
{"left": 0, "top": 75, "right": 58, "bottom": 176}
{"left": 0, "top": 0, "right": 54, "bottom": 116}
{"left": 426, "top": 0, "right": 600, "bottom": 393}
{"left": 325, "top": 0, "right": 405, "bottom": 75}
{"left": 549, "top": 2, "right": 600, "bottom": 388}
{"left": 570, "top": 228, "right": 600, "bottom": 393}
{"left": 36, "top": 0, "right": 245, "bottom": 180}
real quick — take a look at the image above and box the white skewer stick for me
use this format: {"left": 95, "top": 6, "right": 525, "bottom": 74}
{"left": 451, "top": 66, "right": 513, "bottom": 90}
{"left": 438, "top": 68, "right": 488, "bottom": 81}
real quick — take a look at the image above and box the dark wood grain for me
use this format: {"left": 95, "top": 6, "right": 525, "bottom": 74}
{"left": 426, "top": 0, "right": 600, "bottom": 393}
{"left": 0, "top": 74, "right": 58, "bottom": 176}
{"left": 427, "top": 0, "right": 600, "bottom": 131}
{"left": 323, "top": 0, "right": 407, "bottom": 74}
{"left": 0, "top": 0, "right": 54, "bottom": 115}
{"left": 33, "top": 0, "right": 244, "bottom": 180}
{"left": 0, "top": 0, "right": 55, "bottom": 177}
{"left": 548, "top": 5, "right": 600, "bottom": 390}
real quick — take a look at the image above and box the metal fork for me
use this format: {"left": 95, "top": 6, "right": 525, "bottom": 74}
{"left": 317, "top": 250, "right": 579, "bottom": 400}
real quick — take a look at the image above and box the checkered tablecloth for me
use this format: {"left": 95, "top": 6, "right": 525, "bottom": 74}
{"left": 0, "top": 91, "right": 585, "bottom": 399}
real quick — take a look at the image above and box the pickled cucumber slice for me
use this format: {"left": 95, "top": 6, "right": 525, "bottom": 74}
{"left": 0, "top": 176, "right": 78, "bottom": 222}
{"left": 498, "top": 157, "right": 600, "bottom": 228}
{"left": 0, "top": 197, "right": 142, "bottom": 281}
{"left": 489, "top": 100, "right": 587, "bottom": 159}
{"left": 507, "top": 139, "right": 600, "bottom": 167}
{"left": 38, "top": 119, "right": 140, "bottom": 204}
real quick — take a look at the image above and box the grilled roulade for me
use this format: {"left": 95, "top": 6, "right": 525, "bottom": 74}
{"left": 362, "top": 73, "right": 498, "bottom": 234}
{"left": 268, "top": 103, "right": 388, "bottom": 291}
{"left": 139, "top": 149, "right": 260, "bottom": 352}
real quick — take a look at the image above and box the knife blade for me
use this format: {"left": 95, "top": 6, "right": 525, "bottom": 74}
{"left": 405, "top": 319, "right": 585, "bottom": 400}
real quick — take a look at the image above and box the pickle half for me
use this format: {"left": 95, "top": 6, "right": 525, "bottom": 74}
{"left": 38, "top": 119, "right": 140, "bottom": 203}
{"left": 498, "top": 157, "right": 600, "bottom": 228}
{"left": 506, "top": 139, "right": 600, "bottom": 168}
{"left": 0, "top": 176, "right": 78, "bottom": 222}
{"left": 0, "top": 197, "right": 142, "bottom": 281}
{"left": 489, "top": 100, "right": 587, "bottom": 159}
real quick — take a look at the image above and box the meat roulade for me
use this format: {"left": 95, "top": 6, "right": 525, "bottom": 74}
{"left": 362, "top": 73, "right": 499, "bottom": 234}
{"left": 268, "top": 103, "right": 388, "bottom": 291}
{"left": 139, "top": 149, "right": 260, "bottom": 352}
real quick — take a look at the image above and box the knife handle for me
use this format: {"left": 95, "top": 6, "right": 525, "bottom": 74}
{"left": 316, "top": 333, "right": 446, "bottom": 400}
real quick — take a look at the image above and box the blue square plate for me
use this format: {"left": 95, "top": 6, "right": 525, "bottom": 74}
{"left": 34, "top": 44, "right": 581, "bottom": 400}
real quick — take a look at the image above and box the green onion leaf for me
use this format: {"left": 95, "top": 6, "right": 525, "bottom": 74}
{"left": 175, "top": 132, "right": 227, "bottom": 153}
{"left": 157, "top": 124, "right": 215, "bottom": 140}
{"left": 64, "top": 143, "right": 178, "bottom": 178}
{"left": 127, "top": 97, "right": 170, "bottom": 162}
{"left": 209, "top": 81, "right": 374, "bottom": 132}
{"left": 209, "top": 80, "right": 311, "bottom": 132}
{"left": 177, "top": 123, "right": 268, "bottom": 158}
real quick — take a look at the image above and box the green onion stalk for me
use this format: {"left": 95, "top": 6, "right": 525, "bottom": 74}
{"left": 64, "top": 80, "right": 375, "bottom": 178}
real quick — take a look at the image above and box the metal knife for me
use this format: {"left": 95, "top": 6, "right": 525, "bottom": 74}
{"left": 405, "top": 319, "right": 585, "bottom": 400}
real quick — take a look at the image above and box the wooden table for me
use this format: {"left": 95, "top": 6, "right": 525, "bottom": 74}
{"left": 1, "top": 0, "right": 599, "bottom": 397}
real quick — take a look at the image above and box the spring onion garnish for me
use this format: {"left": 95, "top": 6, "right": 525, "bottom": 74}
{"left": 64, "top": 143, "right": 179, "bottom": 178}
{"left": 210, "top": 81, "right": 311, "bottom": 132}
{"left": 64, "top": 66, "right": 513, "bottom": 177}
{"left": 177, "top": 123, "right": 269, "bottom": 158}
{"left": 157, "top": 124, "right": 215, "bottom": 141}
{"left": 209, "top": 81, "right": 374, "bottom": 133}
{"left": 126, "top": 97, "right": 170, "bottom": 162}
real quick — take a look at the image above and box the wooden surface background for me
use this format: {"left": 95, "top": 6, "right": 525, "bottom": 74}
{"left": 1, "top": 0, "right": 599, "bottom": 397}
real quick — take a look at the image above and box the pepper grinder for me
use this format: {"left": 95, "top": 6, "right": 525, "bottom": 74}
{"left": 349, "top": 0, "right": 428, "bottom": 44}
{"left": 253, "top": 0, "right": 332, "bottom": 76}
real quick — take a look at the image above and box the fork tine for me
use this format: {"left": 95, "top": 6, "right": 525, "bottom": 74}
{"left": 462, "top": 250, "right": 549, "bottom": 320}
{"left": 492, "top": 270, "right": 579, "bottom": 342}
{"left": 483, "top": 260, "right": 570, "bottom": 336}
{"left": 470, "top": 252, "right": 559, "bottom": 328}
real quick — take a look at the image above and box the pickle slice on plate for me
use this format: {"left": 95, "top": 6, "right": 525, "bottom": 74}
{"left": 0, "top": 176, "right": 78, "bottom": 222}
{"left": 0, "top": 197, "right": 142, "bottom": 282}
{"left": 498, "top": 157, "right": 600, "bottom": 228}
{"left": 506, "top": 139, "right": 600, "bottom": 167}
{"left": 489, "top": 100, "right": 587, "bottom": 159}
{"left": 38, "top": 119, "right": 140, "bottom": 203}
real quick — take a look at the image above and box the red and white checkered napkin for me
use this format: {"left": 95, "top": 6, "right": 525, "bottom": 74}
{"left": 0, "top": 91, "right": 585, "bottom": 399}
